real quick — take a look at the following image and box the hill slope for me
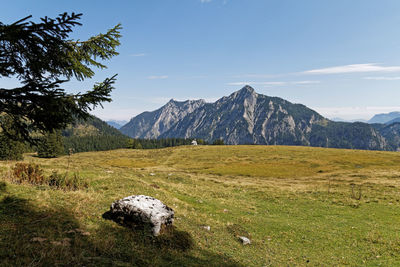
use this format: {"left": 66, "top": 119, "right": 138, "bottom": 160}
{"left": 61, "top": 115, "right": 128, "bottom": 153}
{"left": 63, "top": 115, "right": 125, "bottom": 137}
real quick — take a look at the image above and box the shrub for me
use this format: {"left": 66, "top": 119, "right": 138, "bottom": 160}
{"left": 10, "top": 163, "right": 87, "bottom": 190}
{"left": 212, "top": 139, "right": 225, "bottom": 145}
{"left": 48, "top": 171, "right": 88, "bottom": 191}
{"left": 11, "top": 163, "right": 46, "bottom": 185}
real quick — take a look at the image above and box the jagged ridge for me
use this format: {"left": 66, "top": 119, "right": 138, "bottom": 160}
{"left": 121, "top": 86, "right": 397, "bottom": 151}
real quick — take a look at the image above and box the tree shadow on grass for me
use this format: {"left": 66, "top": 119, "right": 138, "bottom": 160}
{"left": 0, "top": 184, "right": 242, "bottom": 266}
{"left": 0, "top": 186, "right": 91, "bottom": 266}
{"left": 0, "top": 181, "right": 6, "bottom": 193}
{"left": 102, "top": 210, "right": 194, "bottom": 252}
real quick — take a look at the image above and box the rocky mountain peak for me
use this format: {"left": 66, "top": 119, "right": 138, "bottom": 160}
{"left": 166, "top": 98, "right": 205, "bottom": 106}
{"left": 120, "top": 97, "right": 206, "bottom": 139}
{"left": 240, "top": 85, "right": 255, "bottom": 93}
{"left": 230, "top": 85, "right": 257, "bottom": 99}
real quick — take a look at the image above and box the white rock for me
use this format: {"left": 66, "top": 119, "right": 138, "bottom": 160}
{"left": 110, "top": 195, "right": 174, "bottom": 236}
{"left": 150, "top": 173, "right": 155, "bottom": 176}
{"left": 239, "top": 236, "right": 251, "bottom": 245}
{"left": 202, "top": 225, "right": 211, "bottom": 231}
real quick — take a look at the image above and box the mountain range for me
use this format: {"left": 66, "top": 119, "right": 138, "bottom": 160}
{"left": 120, "top": 86, "right": 400, "bottom": 151}
{"left": 330, "top": 118, "right": 368, "bottom": 123}
{"left": 368, "top": 111, "right": 400, "bottom": 124}
{"left": 106, "top": 120, "right": 128, "bottom": 129}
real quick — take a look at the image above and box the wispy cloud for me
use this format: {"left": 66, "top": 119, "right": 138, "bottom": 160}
{"left": 232, "top": 74, "right": 281, "bottom": 79}
{"left": 130, "top": 53, "right": 147, "bottom": 57}
{"left": 364, "top": 76, "right": 400, "bottom": 80}
{"left": 147, "top": 75, "right": 168, "bottom": 80}
{"left": 200, "top": 0, "right": 229, "bottom": 3}
{"left": 233, "top": 63, "right": 400, "bottom": 80}
{"left": 227, "top": 81, "right": 320, "bottom": 86}
{"left": 228, "top": 82, "right": 285, "bottom": 86}
{"left": 292, "top": 80, "right": 321, "bottom": 85}
{"left": 303, "top": 63, "right": 400, "bottom": 75}
{"left": 176, "top": 75, "right": 208, "bottom": 80}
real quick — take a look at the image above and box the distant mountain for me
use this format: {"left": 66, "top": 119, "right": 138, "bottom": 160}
{"left": 330, "top": 117, "right": 346, "bottom": 122}
{"left": 160, "top": 86, "right": 326, "bottom": 145}
{"left": 106, "top": 120, "right": 128, "bottom": 129}
{"left": 331, "top": 117, "right": 368, "bottom": 123}
{"left": 368, "top": 111, "right": 400, "bottom": 124}
{"left": 386, "top": 117, "right": 400, "bottom": 125}
{"left": 122, "top": 86, "right": 396, "bottom": 151}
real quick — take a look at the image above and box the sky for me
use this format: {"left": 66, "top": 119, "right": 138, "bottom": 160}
{"left": 2, "top": 0, "right": 400, "bottom": 121}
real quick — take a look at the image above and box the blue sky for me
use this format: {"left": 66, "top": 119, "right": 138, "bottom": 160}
{"left": 3, "top": 0, "right": 400, "bottom": 121}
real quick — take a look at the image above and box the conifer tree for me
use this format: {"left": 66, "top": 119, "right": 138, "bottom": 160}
{"left": 37, "top": 130, "right": 64, "bottom": 158}
{"left": 213, "top": 139, "right": 225, "bottom": 145}
{"left": 0, "top": 115, "right": 25, "bottom": 160}
{"left": 0, "top": 13, "right": 122, "bottom": 144}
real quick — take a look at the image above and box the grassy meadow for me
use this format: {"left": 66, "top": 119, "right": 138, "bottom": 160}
{"left": 1, "top": 145, "right": 400, "bottom": 266}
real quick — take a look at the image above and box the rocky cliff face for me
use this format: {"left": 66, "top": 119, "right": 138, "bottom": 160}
{"left": 121, "top": 86, "right": 395, "bottom": 151}
{"left": 160, "top": 86, "right": 326, "bottom": 145}
{"left": 120, "top": 99, "right": 205, "bottom": 139}
{"left": 372, "top": 122, "right": 400, "bottom": 150}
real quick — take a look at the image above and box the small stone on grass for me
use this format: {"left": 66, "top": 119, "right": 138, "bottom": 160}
{"left": 202, "top": 225, "right": 211, "bottom": 231}
{"left": 239, "top": 236, "right": 251, "bottom": 245}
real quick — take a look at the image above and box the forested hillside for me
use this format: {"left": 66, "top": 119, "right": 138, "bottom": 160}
{"left": 62, "top": 116, "right": 129, "bottom": 153}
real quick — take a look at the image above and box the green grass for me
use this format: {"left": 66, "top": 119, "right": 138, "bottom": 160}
{"left": 1, "top": 145, "right": 400, "bottom": 266}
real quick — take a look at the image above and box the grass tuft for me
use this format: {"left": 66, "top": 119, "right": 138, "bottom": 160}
{"left": 48, "top": 171, "right": 88, "bottom": 191}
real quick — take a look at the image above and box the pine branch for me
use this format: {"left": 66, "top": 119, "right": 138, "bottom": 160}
{"left": 0, "top": 13, "right": 122, "bottom": 144}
